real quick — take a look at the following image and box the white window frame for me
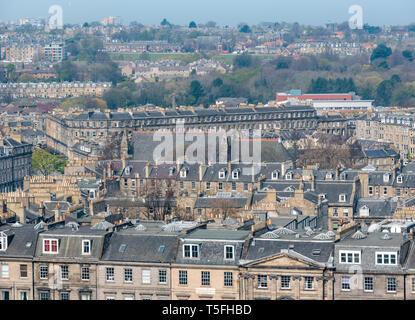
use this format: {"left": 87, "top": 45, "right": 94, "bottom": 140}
{"left": 339, "top": 194, "right": 346, "bottom": 202}
{"left": 368, "top": 186, "right": 373, "bottom": 196}
{"left": 158, "top": 269, "right": 167, "bottom": 284}
{"left": 201, "top": 271, "right": 210, "bottom": 286}
{"left": 142, "top": 269, "right": 151, "bottom": 284}
{"left": 106, "top": 267, "right": 114, "bottom": 281}
{"left": 304, "top": 276, "right": 314, "bottom": 290}
{"left": 1, "top": 264, "right": 8, "bottom": 278}
{"left": 364, "top": 277, "right": 374, "bottom": 292}
{"left": 280, "top": 275, "right": 291, "bottom": 289}
{"left": 224, "top": 272, "right": 233, "bottom": 287}
{"left": 183, "top": 244, "right": 199, "bottom": 259}
{"left": 271, "top": 170, "right": 279, "bottom": 180}
{"left": 81, "top": 266, "right": 90, "bottom": 281}
{"left": 257, "top": 275, "right": 268, "bottom": 288}
{"left": 60, "top": 265, "right": 69, "bottom": 280}
{"left": 341, "top": 276, "right": 351, "bottom": 291}
{"left": 82, "top": 240, "right": 91, "bottom": 255}
{"left": 387, "top": 277, "right": 397, "bottom": 293}
{"left": 39, "top": 265, "right": 48, "bottom": 279}
{"left": 375, "top": 252, "right": 398, "bottom": 265}
{"left": 124, "top": 268, "right": 133, "bottom": 283}
{"left": 224, "top": 245, "right": 235, "bottom": 260}
{"left": 0, "top": 232, "right": 7, "bottom": 251}
{"left": 232, "top": 170, "right": 239, "bottom": 179}
{"left": 42, "top": 238, "right": 59, "bottom": 254}
{"left": 339, "top": 250, "right": 361, "bottom": 264}
{"left": 218, "top": 170, "right": 226, "bottom": 179}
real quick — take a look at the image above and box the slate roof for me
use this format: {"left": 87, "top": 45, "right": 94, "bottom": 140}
{"left": 314, "top": 181, "right": 355, "bottom": 205}
{"left": 194, "top": 196, "right": 248, "bottom": 209}
{"left": 242, "top": 238, "right": 334, "bottom": 265}
{"left": 394, "top": 174, "right": 415, "bottom": 188}
{"left": 175, "top": 229, "right": 249, "bottom": 266}
{"left": 363, "top": 148, "right": 399, "bottom": 159}
{"left": 34, "top": 225, "right": 109, "bottom": 260}
{"left": 0, "top": 224, "right": 39, "bottom": 258}
{"left": 355, "top": 198, "right": 398, "bottom": 217}
{"left": 101, "top": 232, "right": 178, "bottom": 263}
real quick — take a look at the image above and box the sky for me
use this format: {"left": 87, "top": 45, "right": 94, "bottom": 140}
{"left": 0, "top": 0, "right": 415, "bottom": 27}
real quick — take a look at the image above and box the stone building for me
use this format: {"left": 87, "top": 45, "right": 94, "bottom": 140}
{"left": 98, "top": 221, "right": 179, "bottom": 300}
{"left": 333, "top": 230, "right": 410, "bottom": 300}
{"left": 0, "top": 137, "right": 32, "bottom": 193}
{"left": 171, "top": 228, "right": 250, "bottom": 300}
{"left": 238, "top": 228, "right": 335, "bottom": 300}
{"left": 33, "top": 223, "right": 110, "bottom": 300}
{"left": 45, "top": 105, "right": 318, "bottom": 157}
{"left": 0, "top": 223, "right": 39, "bottom": 300}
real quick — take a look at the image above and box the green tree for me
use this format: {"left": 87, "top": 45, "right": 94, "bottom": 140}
{"left": 6, "top": 64, "right": 17, "bottom": 82}
{"left": 239, "top": 24, "right": 251, "bottom": 33}
{"left": 54, "top": 61, "right": 79, "bottom": 81}
{"left": 32, "top": 148, "right": 67, "bottom": 175}
{"left": 212, "top": 78, "right": 223, "bottom": 87}
{"left": 160, "top": 18, "right": 171, "bottom": 26}
{"left": 403, "top": 50, "right": 414, "bottom": 62}
{"left": 188, "top": 80, "right": 205, "bottom": 104}
{"left": 370, "top": 44, "right": 392, "bottom": 62}
{"left": 189, "top": 21, "right": 197, "bottom": 28}
{"left": 233, "top": 53, "right": 253, "bottom": 68}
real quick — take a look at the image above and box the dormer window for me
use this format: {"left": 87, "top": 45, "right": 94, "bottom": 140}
{"left": 271, "top": 170, "right": 279, "bottom": 180}
{"left": 360, "top": 205, "right": 369, "bottom": 217}
{"left": 180, "top": 168, "right": 187, "bottom": 178}
{"left": 124, "top": 166, "right": 131, "bottom": 175}
{"left": 340, "top": 173, "right": 347, "bottom": 180}
{"left": 168, "top": 167, "right": 175, "bottom": 176}
{"left": 319, "top": 194, "right": 326, "bottom": 200}
{"left": 383, "top": 173, "right": 390, "bottom": 183}
{"left": 397, "top": 175, "right": 403, "bottom": 184}
{"left": 43, "top": 239, "right": 59, "bottom": 254}
{"left": 82, "top": 240, "right": 91, "bottom": 255}
{"left": 0, "top": 232, "right": 7, "bottom": 251}
{"left": 183, "top": 244, "right": 199, "bottom": 258}
{"left": 285, "top": 172, "right": 293, "bottom": 180}
{"left": 232, "top": 169, "right": 239, "bottom": 179}
{"left": 224, "top": 245, "right": 234, "bottom": 260}
{"left": 339, "top": 194, "right": 346, "bottom": 202}
{"left": 89, "top": 189, "right": 96, "bottom": 200}
{"left": 326, "top": 173, "right": 333, "bottom": 180}
{"left": 218, "top": 169, "right": 226, "bottom": 179}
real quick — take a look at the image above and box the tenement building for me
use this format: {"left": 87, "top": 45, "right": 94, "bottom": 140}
{"left": 356, "top": 111, "right": 415, "bottom": 160}
{"left": 0, "top": 137, "right": 32, "bottom": 193}
{"left": 0, "top": 82, "right": 111, "bottom": 99}
{"left": 45, "top": 105, "right": 318, "bottom": 157}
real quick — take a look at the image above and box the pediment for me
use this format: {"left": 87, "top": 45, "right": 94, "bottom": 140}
{"left": 244, "top": 252, "right": 322, "bottom": 269}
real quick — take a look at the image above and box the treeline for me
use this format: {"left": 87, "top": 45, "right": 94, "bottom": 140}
{"left": 55, "top": 37, "right": 122, "bottom": 84}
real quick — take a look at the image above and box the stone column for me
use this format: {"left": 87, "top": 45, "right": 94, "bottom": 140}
{"left": 293, "top": 275, "right": 301, "bottom": 300}
{"left": 247, "top": 274, "right": 256, "bottom": 300}
{"left": 269, "top": 275, "right": 278, "bottom": 300}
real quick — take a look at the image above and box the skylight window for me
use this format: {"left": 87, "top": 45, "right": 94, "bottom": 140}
{"left": 119, "top": 244, "right": 127, "bottom": 252}
{"left": 158, "top": 245, "right": 165, "bottom": 253}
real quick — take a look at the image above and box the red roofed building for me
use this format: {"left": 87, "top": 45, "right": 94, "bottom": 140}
{"left": 276, "top": 90, "right": 353, "bottom": 103}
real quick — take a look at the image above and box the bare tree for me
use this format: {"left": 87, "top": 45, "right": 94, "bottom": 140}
{"left": 143, "top": 180, "right": 176, "bottom": 221}
{"left": 100, "top": 132, "right": 122, "bottom": 160}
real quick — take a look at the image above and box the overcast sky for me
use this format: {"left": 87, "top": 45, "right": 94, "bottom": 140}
{"left": 1, "top": 0, "right": 415, "bottom": 26}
